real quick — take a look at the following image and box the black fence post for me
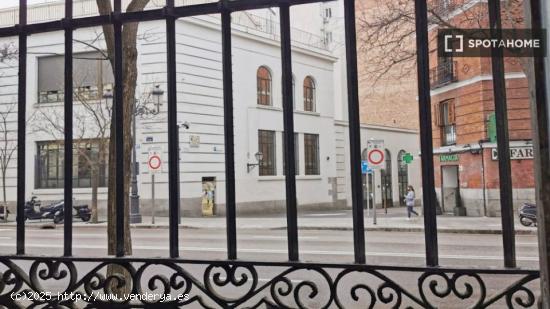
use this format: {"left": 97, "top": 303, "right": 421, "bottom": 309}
{"left": 487, "top": 0, "right": 516, "bottom": 269}
{"left": 166, "top": 0, "right": 180, "bottom": 259}
{"left": 16, "top": 0, "right": 27, "bottom": 256}
{"left": 343, "top": 0, "right": 366, "bottom": 264}
{"left": 529, "top": 0, "right": 550, "bottom": 303}
{"left": 221, "top": 2, "right": 237, "bottom": 260}
{"left": 279, "top": 3, "right": 299, "bottom": 262}
{"left": 414, "top": 0, "right": 439, "bottom": 267}
{"left": 63, "top": 0, "right": 73, "bottom": 257}
{"left": 113, "top": 0, "right": 125, "bottom": 257}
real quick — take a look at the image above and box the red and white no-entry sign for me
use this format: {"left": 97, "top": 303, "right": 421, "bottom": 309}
{"left": 148, "top": 147, "right": 163, "bottom": 173}
{"left": 366, "top": 139, "right": 385, "bottom": 169}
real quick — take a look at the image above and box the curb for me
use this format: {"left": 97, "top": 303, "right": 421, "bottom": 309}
{"left": 3, "top": 223, "right": 537, "bottom": 235}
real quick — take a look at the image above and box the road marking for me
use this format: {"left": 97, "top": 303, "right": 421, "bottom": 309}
{"left": 516, "top": 242, "right": 538, "bottom": 246}
{"left": 11, "top": 232, "right": 321, "bottom": 241}
{"left": 251, "top": 236, "right": 319, "bottom": 240}
{"left": 304, "top": 213, "right": 347, "bottom": 217}
{"left": 0, "top": 243, "right": 538, "bottom": 261}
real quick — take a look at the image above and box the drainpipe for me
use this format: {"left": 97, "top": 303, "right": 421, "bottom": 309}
{"left": 479, "top": 140, "right": 487, "bottom": 217}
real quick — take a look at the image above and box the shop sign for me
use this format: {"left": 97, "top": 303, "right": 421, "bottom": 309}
{"left": 440, "top": 154, "right": 459, "bottom": 162}
{"left": 491, "top": 146, "right": 534, "bottom": 160}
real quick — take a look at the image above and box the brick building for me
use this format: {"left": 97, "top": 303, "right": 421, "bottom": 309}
{"left": 429, "top": 0, "right": 534, "bottom": 216}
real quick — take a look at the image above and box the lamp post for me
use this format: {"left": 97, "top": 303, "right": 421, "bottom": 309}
{"left": 247, "top": 151, "right": 264, "bottom": 173}
{"left": 129, "top": 97, "right": 142, "bottom": 223}
{"left": 130, "top": 85, "right": 164, "bottom": 224}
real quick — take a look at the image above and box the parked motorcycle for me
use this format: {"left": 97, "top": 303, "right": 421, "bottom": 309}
{"left": 24, "top": 196, "right": 60, "bottom": 221}
{"left": 24, "top": 196, "right": 91, "bottom": 224}
{"left": 53, "top": 204, "right": 91, "bottom": 224}
{"left": 0, "top": 205, "right": 8, "bottom": 220}
{"left": 519, "top": 202, "right": 537, "bottom": 227}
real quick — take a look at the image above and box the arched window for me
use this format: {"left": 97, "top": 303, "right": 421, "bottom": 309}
{"left": 257, "top": 66, "right": 272, "bottom": 106}
{"left": 397, "top": 150, "right": 409, "bottom": 206}
{"left": 381, "top": 149, "right": 393, "bottom": 208}
{"left": 303, "top": 76, "right": 316, "bottom": 112}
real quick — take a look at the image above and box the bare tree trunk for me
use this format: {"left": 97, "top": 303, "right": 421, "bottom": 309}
{"left": 91, "top": 165, "right": 98, "bottom": 223}
{"left": 2, "top": 170, "right": 6, "bottom": 222}
{"left": 96, "top": 0, "right": 150, "bottom": 297}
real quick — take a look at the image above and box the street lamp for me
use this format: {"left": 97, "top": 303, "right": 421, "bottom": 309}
{"left": 151, "top": 84, "right": 164, "bottom": 114}
{"left": 129, "top": 85, "right": 164, "bottom": 224}
{"left": 247, "top": 151, "right": 264, "bottom": 173}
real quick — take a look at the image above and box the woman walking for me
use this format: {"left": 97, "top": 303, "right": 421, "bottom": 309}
{"left": 405, "top": 185, "right": 419, "bottom": 220}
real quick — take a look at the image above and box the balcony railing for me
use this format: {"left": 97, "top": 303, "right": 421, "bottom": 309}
{"left": 430, "top": 60, "right": 458, "bottom": 88}
{"left": 430, "top": 0, "right": 462, "bottom": 16}
{"left": 442, "top": 124, "right": 457, "bottom": 146}
{"left": 0, "top": 0, "right": 329, "bottom": 51}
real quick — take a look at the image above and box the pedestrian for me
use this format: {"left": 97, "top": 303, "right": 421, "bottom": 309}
{"left": 405, "top": 185, "right": 419, "bottom": 220}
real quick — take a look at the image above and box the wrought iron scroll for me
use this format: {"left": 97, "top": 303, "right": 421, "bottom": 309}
{"left": 0, "top": 257, "right": 540, "bottom": 308}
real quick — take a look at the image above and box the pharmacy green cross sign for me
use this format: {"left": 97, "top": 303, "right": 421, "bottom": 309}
{"left": 403, "top": 152, "right": 414, "bottom": 164}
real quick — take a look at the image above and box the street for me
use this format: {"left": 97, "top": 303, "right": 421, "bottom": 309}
{"left": 0, "top": 224, "right": 539, "bottom": 268}
{"left": 0, "top": 221, "right": 541, "bottom": 308}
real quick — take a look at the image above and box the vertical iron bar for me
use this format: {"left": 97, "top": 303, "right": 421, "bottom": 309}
{"left": 279, "top": 3, "right": 299, "bottom": 262}
{"left": 166, "top": 0, "right": 180, "bottom": 258}
{"left": 529, "top": 0, "right": 549, "bottom": 302}
{"left": 16, "top": 0, "right": 27, "bottom": 256}
{"left": 488, "top": 0, "right": 516, "bottom": 268}
{"left": 221, "top": 5, "right": 237, "bottom": 260}
{"left": 63, "top": 0, "right": 73, "bottom": 257}
{"left": 343, "top": 0, "right": 365, "bottom": 264}
{"left": 414, "top": 0, "right": 439, "bottom": 267}
{"left": 113, "top": 0, "right": 125, "bottom": 257}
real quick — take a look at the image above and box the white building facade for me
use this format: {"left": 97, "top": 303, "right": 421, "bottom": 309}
{"left": 0, "top": 0, "right": 421, "bottom": 217}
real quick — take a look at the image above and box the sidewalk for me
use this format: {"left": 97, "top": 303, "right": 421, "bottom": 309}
{"left": 1, "top": 207, "right": 537, "bottom": 235}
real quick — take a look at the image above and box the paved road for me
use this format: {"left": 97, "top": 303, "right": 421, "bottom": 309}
{"left": 0, "top": 226, "right": 541, "bottom": 308}
{"left": 0, "top": 225, "right": 539, "bottom": 267}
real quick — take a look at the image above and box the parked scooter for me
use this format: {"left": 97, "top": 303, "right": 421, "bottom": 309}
{"left": 24, "top": 196, "right": 91, "bottom": 224}
{"left": 0, "top": 205, "right": 8, "bottom": 220}
{"left": 24, "top": 196, "right": 61, "bottom": 221}
{"left": 519, "top": 202, "right": 537, "bottom": 227}
{"left": 54, "top": 204, "right": 91, "bottom": 224}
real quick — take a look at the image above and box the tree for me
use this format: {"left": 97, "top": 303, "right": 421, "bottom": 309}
{"left": 0, "top": 102, "right": 17, "bottom": 222}
{"left": 357, "top": 0, "right": 526, "bottom": 84}
{"left": 32, "top": 82, "right": 112, "bottom": 224}
{"left": 96, "top": 0, "right": 151, "bottom": 260}
{"left": 96, "top": 0, "right": 151, "bottom": 296}
{"left": 0, "top": 43, "right": 20, "bottom": 222}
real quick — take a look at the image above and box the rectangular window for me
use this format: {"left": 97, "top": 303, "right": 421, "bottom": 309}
{"left": 36, "top": 140, "right": 108, "bottom": 189}
{"left": 38, "top": 51, "right": 114, "bottom": 103}
{"left": 304, "top": 133, "right": 320, "bottom": 175}
{"left": 439, "top": 99, "right": 456, "bottom": 146}
{"left": 258, "top": 130, "right": 276, "bottom": 176}
{"left": 282, "top": 133, "right": 299, "bottom": 175}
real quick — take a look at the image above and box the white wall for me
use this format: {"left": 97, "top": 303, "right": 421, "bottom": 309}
{"left": 335, "top": 122, "right": 421, "bottom": 207}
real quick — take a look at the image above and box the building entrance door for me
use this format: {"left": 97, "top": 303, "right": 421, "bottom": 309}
{"left": 381, "top": 149, "right": 393, "bottom": 208}
{"left": 441, "top": 165, "right": 459, "bottom": 213}
{"left": 398, "top": 150, "right": 409, "bottom": 206}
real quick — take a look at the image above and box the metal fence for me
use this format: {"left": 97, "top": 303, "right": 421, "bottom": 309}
{"left": 0, "top": 0, "right": 546, "bottom": 307}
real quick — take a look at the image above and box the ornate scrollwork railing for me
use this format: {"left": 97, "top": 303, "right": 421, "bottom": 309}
{"left": 0, "top": 256, "right": 540, "bottom": 308}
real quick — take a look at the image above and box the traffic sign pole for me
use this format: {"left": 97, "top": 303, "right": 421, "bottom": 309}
{"left": 151, "top": 174, "right": 155, "bottom": 225}
{"left": 147, "top": 147, "right": 162, "bottom": 225}
{"left": 373, "top": 170, "right": 377, "bottom": 225}
{"left": 365, "top": 177, "right": 369, "bottom": 217}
